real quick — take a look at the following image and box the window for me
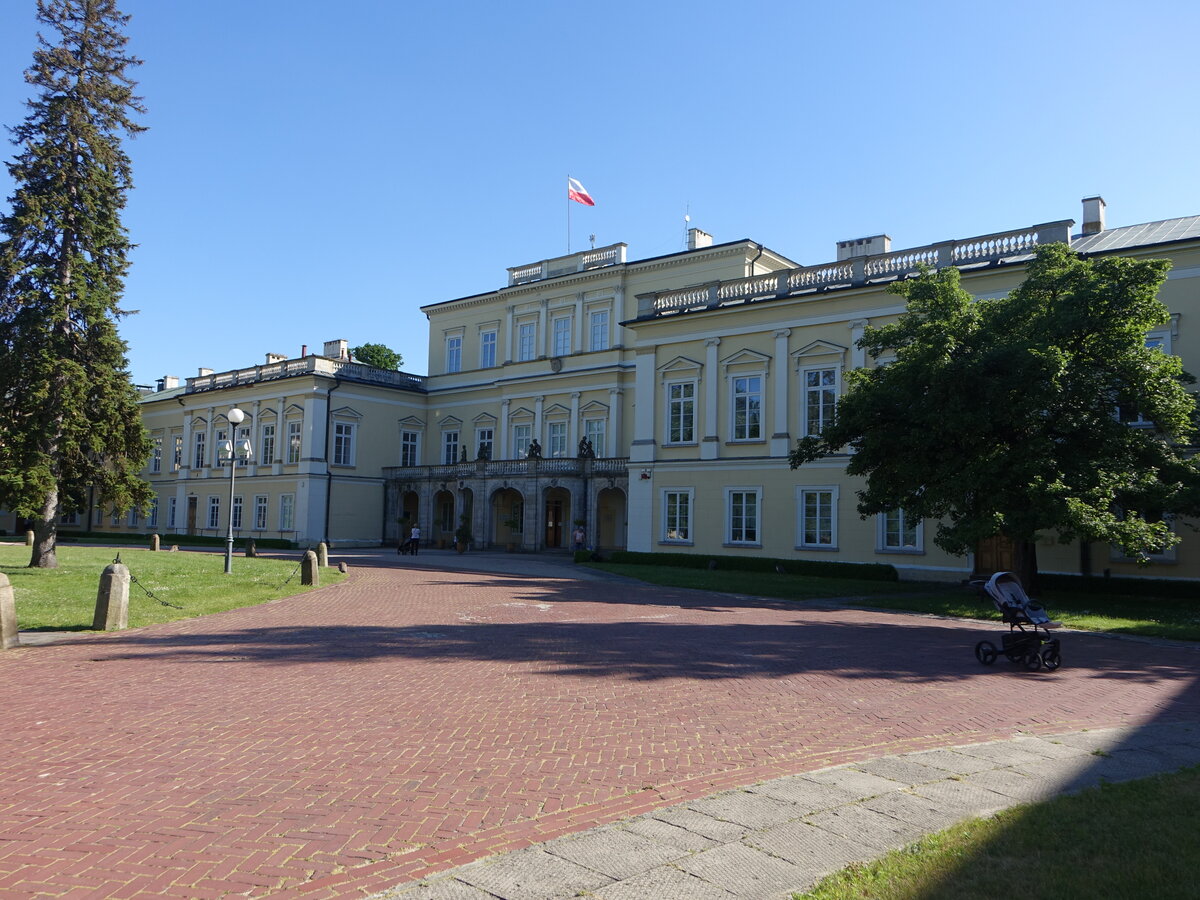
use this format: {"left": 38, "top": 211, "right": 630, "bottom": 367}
{"left": 663, "top": 490, "right": 693, "bottom": 543}
{"left": 512, "top": 423, "right": 531, "bottom": 458}
{"left": 333, "top": 421, "right": 356, "bottom": 466}
{"left": 279, "top": 494, "right": 295, "bottom": 531}
{"left": 475, "top": 427, "right": 494, "bottom": 460}
{"left": 480, "top": 330, "right": 497, "bottom": 368}
{"left": 552, "top": 316, "right": 571, "bottom": 357}
{"left": 152, "top": 437, "right": 162, "bottom": 473}
{"left": 173, "top": 435, "right": 182, "bottom": 471}
{"left": 260, "top": 423, "right": 276, "bottom": 465}
{"left": 667, "top": 381, "right": 695, "bottom": 443}
{"left": 127, "top": 508, "right": 139, "bottom": 527}
{"left": 148, "top": 498, "right": 158, "bottom": 529}
{"left": 589, "top": 309, "right": 609, "bottom": 351}
{"left": 802, "top": 367, "right": 838, "bottom": 436}
{"left": 59, "top": 511, "right": 79, "bottom": 526}
{"left": 236, "top": 426, "right": 251, "bottom": 467}
{"left": 518, "top": 322, "right": 536, "bottom": 361}
{"left": 401, "top": 430, "right": 420, "bottom": 467}
{"left": 94, "top": 506, "right": 103, "bottom": 526}
{"left": 727, "top": 489, "right": 760, "bottom": 544}
{"left": 1120, "top": 332, "right": 1170, "bottom": 426}
{"left": 167, "top": 497, "right": 177, "bottom": 529}
{"left": 585, "top": 419, "right": 606, "bottom": 457}
{"left": 110, "top": 507, "right": 120, "bottom": 526}
{"left": 193, "top": 431, "right": 206, "bottom": 469}
{"left": 231, "top": 496, "right": 243, "bottom": 530}
{"left": 286, "top": 421, "right": 302, "bottom": 464}
{"left": 442, "top": 430, "right": 459, "bottom": 464}
{"left": 799, "top": 488, "right": 836, "bottom": 548}
{"left": 547, "top": 422, "right": 567, "bottom": 458}
{"left": 445, "top": 335, "right": 462, "bottom": 373}
{"left": 880, "top": 509, "right": 920, "bottom": 551}
{"left": 254, "top": 495, "right": 268, "bottom": 530}
{"left": 206, "top": 496, "right": 220, "bottom": 529}
{"left": 732, "top": 375, "right": 762, "bottom": 440}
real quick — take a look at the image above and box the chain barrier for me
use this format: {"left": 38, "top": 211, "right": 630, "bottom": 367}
{"left": 113, "top": 553, "right": 184, "bottom": 610}
{"left": 278, "top": 545, "right": 314, "bottom": 588}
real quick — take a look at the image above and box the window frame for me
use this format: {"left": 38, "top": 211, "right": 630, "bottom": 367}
{"left": 725, "top": 487, "right": 762, "bottom": 546}
{"left": 260, "top": 422, "right": 276, "bottom": 465}
{"left": 878, "top": 508, "right": 922, "bottom": 553}
{"left": 475, "top": 426, "right": 494, "bottom": 460}
{"left": 589, "top": 308, "right": 610, "bottom": 352}
{"left": 254, "top": 494, "right": 269, "bottom": 530}
{"left": 286, "top": 420, "right": 302, "bottom": 464}
{"left": 517, "top": 322, "right": 537, "bottom": 362}
{"left": 547, "top": 421, "right": 568, "bottom": 458}
{"left": 151, "top": 436, "right": 162, "bottom": 473}
{"left": 551, "top": 315, "right": 572, "bottom": 357}
{"left": 400, "top": 429, "right": 420, "bottom": 467}
{"left": 730, "top": 374, "right": 764, "bottom": 442}
{"left": 661, "top": 488, "right": 694, "bottom": 544}
{"left": 797, "top": 485, "right": 839, "bottom": 550}
{"left": 206, "top": 496, "right": 220, "bottom": 530}
{"left": 445, "top": 334, "right": 462, "bottom": 374}
{"left": 511, "top": 423, "right": 532, "bottom": 458}
{"left": 584, "top": 418, "right": 606, "bottom": 457}
{"left": 665, "top": 379, "right": 697, "bottom": 445}
{"left": 332, "top": 420, "right": 357, "bottom": 466}
{"left": 442, "top": 429, "right": 460, "bottom": 465}
{"left": 278, "top": 493, "right": 295, "bottom": 532}
{"left": 193, "top": 431, "right": 207, "bottom": 470}
{"left": 480, "top": 329, "right": 497, "bottom": 368}
{"left": 801, "top": 365, "right": 839, "bottom": 437}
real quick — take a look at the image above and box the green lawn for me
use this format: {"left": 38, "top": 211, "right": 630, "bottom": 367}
{"left": 0, "top": 544, "right": 344, "bottom": 631}
{"left": 794, "top": 765, "right": 1200, "bottom": 900}
{"left": 584, "top": 563, "right": 1200, "bottom": 641}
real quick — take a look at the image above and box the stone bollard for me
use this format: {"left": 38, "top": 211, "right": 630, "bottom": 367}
{"left": 93, "top": 563, "right": 131, "bottom": 631}
{"left": 337, "top": 561, "right": 348, "bottom": 574}
{"left": 1, "top": 573, "right": 17, "bottom": 650}
{"left": 317, "top": 542, "right": 329, "bottom": 567}
{"left": 245, "top": 539, "right": 257, "bottom": 558}
{"left": 301, "top": 550, "right": 319, "bottom": 586}
{"left": 25, "top": 530, "right": 34, "bottom": 546}
{"left": 149, "top": 533, "right": 161, "bottom": 552}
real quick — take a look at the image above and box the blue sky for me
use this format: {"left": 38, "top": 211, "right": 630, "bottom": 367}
{"left": 1, "top": 0, "right": 1197, "bottom": 385}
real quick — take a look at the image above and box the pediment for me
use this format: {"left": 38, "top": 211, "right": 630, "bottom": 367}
{"left": 791, "top": 340, "right": 847, "bottom": 365}
{"left": 440, "top": 415, "right": 463, "bottom": 428}
{"left": 472, "top": 412, "right": 497, "bottom": 425}
{"left": 657, "top": 355, "right": 703, "bottom": 379}
{"left": 399, "top": 415, "right": 425, "bottom": 428}
{"left": 720, "top": 348, "right": 771, "bottom": 370}
{"left": 580, "top": 400, "right": 609, "bottom": 415}
{"left": 543, "top": 403, "right": 571, "bottom": 418}
{"left": 331, "top": 406, "right": 363, "bottom": 419}
{"left": 509, "top": 405, "right": 535, "bottom": 421}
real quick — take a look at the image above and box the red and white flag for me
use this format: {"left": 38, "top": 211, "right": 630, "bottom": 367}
{"left": 567, "top": 177, "right": 595, "bottom": 206}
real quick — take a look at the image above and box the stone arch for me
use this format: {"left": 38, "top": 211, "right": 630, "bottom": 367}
{"left": 491, "top": 487, "right": 526, "bottom": 550}
{"left": 596, "top": 486, "right": 627, "bottom": 551}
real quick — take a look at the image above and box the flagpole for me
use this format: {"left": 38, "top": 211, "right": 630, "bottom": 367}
{"left": 566, "top": 173, "right": 571, "bottom": 254}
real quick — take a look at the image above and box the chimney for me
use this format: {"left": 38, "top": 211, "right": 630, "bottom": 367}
{"left": 836, "top": 234, "right": 891, "bottom": 261}
{"left": 157, "top": 375, "right": 180, "bottom": 392}
{"left": 301, "top": 344, "right": 308, "bottom": 357}
{"left": 323, "top": 339, "right": 349, "bottom": 360}
{"left": 1082, "top": 196, "right": 1106, "bottom": 235}
{"left": 197, "top": 367, "right": 214, "bottom": 377}
{"left": 687, "top": 227, "right": 713, "bottom": 250}
{"left": 265, "top": 352, "right": 286, "bottom": 364}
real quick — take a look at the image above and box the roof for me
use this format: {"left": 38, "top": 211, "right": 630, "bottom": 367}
{"left": 1072, "top": 216, "right": 1200, "bottom": 254}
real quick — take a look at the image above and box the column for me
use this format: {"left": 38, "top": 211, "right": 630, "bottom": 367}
{"left": 613, "top": 285, "right": 626, "bottom": 346}
{"left": 630, "top": 349, "right": 656, "bottom": 463}
{"left": 181, "top": 411, "right": 194, "bottom": 477}
{"left": 570, "top": 392, "right": 581, "bottom": 452}
{"left": 275, "top": 395, "right": 287, "bottom": 466}
{"left": 204, "top": 407, "right": 215, "bottom": 470}
{"left": 771, "top": 328, "right": 791, "bottom": 456}
{"left": 849, "top": 319, "right": 870, "bottom": 369}
{"left": 701, "top": 338, "right": 720, "bottom": 460}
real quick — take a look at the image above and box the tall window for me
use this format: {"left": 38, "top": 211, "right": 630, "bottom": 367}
{"left": 173, "top": 435, "right": 182, "bottom": 471}
{"left": 664, "top": 490, "right": 692, "bottom": 542}
{"left": 111, "top": 507, "right": 120, "bottom": 526}
{"left": 881, "top": 509, "right": 919, "bottom": 551}
{"left": 732, "top": 375, "right": 762, "bottom": 440}
{"left": 445, "top": 335, "right": 462, "bottom": 373}
{"left": 480, "top": 330, "right": 497, "bottom": 368}
{"left": 443, "top": 430, "right": 459, "bottom": 464}
{"left": 475, "top": 427, "right": 494, "bottom": 460}
{"left": 260, "top": 423, "right": 276, "bottom": 464}
{"left": 148, "top": 498, "right": 158, "bottom": 529}
{"left": 193, "top": 431, "right": 206, "bottom": 469}
{"left": 231, "top": 496, "right": 243, "bottom": 530}
{"left": 728, "top": 490, "right": 760, "bottom": 544}
{"left": 547, "top": 422, "right": 567, "bottom": 457}
{"left": 803, "top": 367, "right": 838, "bottom": 436}
{"left": 667, "top": 381, "right": 695, "bottom": 443}
{"left": 512, "top": 423, "right": 531, "bottom": 458}
{"left": 590, "top": 309, "right": 609, "bottom": 351}
{"left": 151, "top": 437, "right": 162, "bottom": 473}
{"left": 286, "top": 421, "right": 302, "bottom": 464}
{"left": 518, "top": 322, "right": 536, "bottom": 361}
{"left": 237, "top": 426, "right": 251, "bottom": 467}
{"left": 127, "top": 508, "right": 139, "bottom": 527}
{"left": 207, "top": 496, "right": 220, "bottom": 529}
{"left": 800, "top": 489, "right": 835, "bottom": 548}
{"left": 333, "top": 422, "right": 356, "bottom": 466}
{"left": 1120, "top": 333, "right": 1169, "bottom": 426}
{"left": 401, "top": 430, "right": 419, "bottom": 467}
{"left": 279, "top": 493, "right": 295, "bottom": 531}
{"left": 167, "top": 497, "right": 177, "bottom": 529}
{"left": 585, "top": 419, "right": 606, "bottom": 457}
{"left": 552, "top": 317, "right": 571, "bottom": 357}
{"left": 254, "top": 495, "right": 268, "bottom": 530}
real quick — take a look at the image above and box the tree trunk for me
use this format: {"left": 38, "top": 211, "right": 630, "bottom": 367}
{"left": 29, "top": 487, "right": 60, "bottom": 569}
{"left": 1012, "top": 539, "right": 1039, "bottom": 596}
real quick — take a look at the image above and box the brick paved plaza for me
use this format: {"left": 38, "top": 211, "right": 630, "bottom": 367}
{"left": 1, "top": 554, "right": 1198, "bottom": 898}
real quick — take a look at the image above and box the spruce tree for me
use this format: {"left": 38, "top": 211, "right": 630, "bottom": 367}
{"left": 0, "top": 0, "right": 152, "bottom": 568}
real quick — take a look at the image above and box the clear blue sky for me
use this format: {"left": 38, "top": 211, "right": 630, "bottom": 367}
{"left": 2, "top": 0, "right": 1197, "bottom": 385}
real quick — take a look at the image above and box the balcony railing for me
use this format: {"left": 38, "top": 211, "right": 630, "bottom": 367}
{"left": 383, "top": 457, "right": 629, "bottom": 482}
{"left": 636, "top": 220, "right": 1073, "bottom": 319}
{"left": 186, "top": 356, "right": 427, "bottom": 393}
{"left": 507, "top": 243, "right": 628, "bottom": 286}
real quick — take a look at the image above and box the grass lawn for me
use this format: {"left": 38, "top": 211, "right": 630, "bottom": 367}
{"left": 794, "top": 765, "right": 1200, "bottom": 900}
{"left": 0, "top": 544, "right": 344, "bottom": 631}
{"left": 584, "top": 563, "right": 1200, "bottom": 641}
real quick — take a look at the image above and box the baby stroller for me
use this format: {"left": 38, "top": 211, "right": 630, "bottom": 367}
{"left": 973, "top": 571, "right": 1062, "bottom": 672}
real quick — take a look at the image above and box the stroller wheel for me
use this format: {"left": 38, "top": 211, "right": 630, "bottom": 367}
{"left": 975, "top": 640, "right": 998, "bottom": 665}
{"left": 1041, "top": 647, "right": 1062, "bottom": 671}
{"left": 1024, "top": 652, "right": 1043, "bottom": 672}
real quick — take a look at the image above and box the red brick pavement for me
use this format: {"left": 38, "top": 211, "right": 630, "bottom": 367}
{"left": 1, "top": 563, "right": 1197, "bottom": 898}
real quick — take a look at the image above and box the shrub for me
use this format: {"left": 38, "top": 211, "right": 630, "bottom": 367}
{"left": 606, "top": 551, "right": 898, "bottom": 581}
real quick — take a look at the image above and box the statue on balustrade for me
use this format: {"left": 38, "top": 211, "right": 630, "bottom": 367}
{"left": 476, "top": 442, "right": 491, "bottom": 461}
{"left": 578, "top": 437, "right": 595, "bottom": 459}
{"left": 527, "top": 439, "right": 542, "bottom": 459}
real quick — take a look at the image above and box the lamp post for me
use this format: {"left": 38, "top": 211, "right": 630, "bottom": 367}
{"left": 218, "top": 407, "right": 253, "bottom": 574}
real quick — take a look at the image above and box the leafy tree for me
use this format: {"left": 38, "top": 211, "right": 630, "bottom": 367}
{"left": 789, "top": 244, "right": 1200, "bottom": 589}
{"left": 0, "top": 0, "right": 152, "bottom": 568}
{"left": 352, "top": 342, "right": 403, "bottom": 370}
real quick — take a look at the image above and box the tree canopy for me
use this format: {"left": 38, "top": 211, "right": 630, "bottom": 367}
{"left": 789, "top": 244, "right": 1200, "bottom": 587}
{"left": 352, "top": 342, "right": 403, "bottom": 370}
{"left": 0, "top": 0, "right": 152, "bottom": 568}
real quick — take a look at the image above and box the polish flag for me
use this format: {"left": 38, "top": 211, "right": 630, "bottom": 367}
{"left": 568, "top": 177, "right": 595, "bottom": 206}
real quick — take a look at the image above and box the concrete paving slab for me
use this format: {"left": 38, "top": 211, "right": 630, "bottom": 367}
{"left": 909, "top": 778, "right": 1016, "bottom": 818}
{"left": 805, "top": 803, "right": 925, "bottom": 851}
{"left": 902, "top": 748, "right": 996, "bottom": 775}
{"left": 374, "top": 877, "right": 497, "bottom": 899}
{"left": 854, "top": 755, "right": 949, "bottom": 786}
{"left": 861, "top": 791, "right": 963, "bottom": 833}
{"left": 746, "top": 775, "right": 859, "bottom": 812}
{"left": 621, "top": 816, "right": 719, "bottom": 852}
{"left": 960, "top": 768, "right": 1062, "bottom": 803}
{"left": 951, "top": 739, "right": 1057, "bottom": 767}
{"left": 687, "top": 790, "right": 797, "bottom": 830}
{"left": 454, "top": 847, "right": 613, "bottom": 900}
{"left": 593, "top": 865, "right": 735, "bottom": 900}
{"left": 649, "top": 806, "right": 750, "bottom": 843}
{"left": 1145, "top": 742, "right": 1200, "bottom": 767}
{"left": 1012, "top": 734, "right": 1102, "bottom": 758}
{"left": 676, "top": 842, "right": 807, "bottom": 899}
{"left": 802, "top": 766, "right": 907, "bottom": 798}
{"left": 743, "top": 818, "right": 875, "bottom": 877}
{"left": 541, "top": 825, "right": 687, "bottom": 880}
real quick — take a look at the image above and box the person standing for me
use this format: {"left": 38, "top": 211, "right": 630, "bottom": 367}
{"left": 409, "top": 524, "right": 421, "bottom": 555}
{"left": 571, "top": 524, "right": 586, "bottom": 551}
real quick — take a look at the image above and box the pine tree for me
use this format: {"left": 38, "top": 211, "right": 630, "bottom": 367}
{"left": 0, "top": 0, "right": 152, "bottom": 568}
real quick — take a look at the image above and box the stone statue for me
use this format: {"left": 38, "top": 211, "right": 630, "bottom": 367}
{"left": 527, "top": 439, "right": 542, "bottom": 459}
{"left": 477, "top": 442, "right": 491, "bottom": 461}
{"left": 460, "top": 445, "right": 469, "bottom": 463}
{"left": 578, "top": 437, "right": 595, "bottom": 459}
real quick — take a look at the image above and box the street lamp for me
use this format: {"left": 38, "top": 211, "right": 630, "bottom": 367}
{"left": 217, "top": 407, "right": 253, "bottom": 574}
